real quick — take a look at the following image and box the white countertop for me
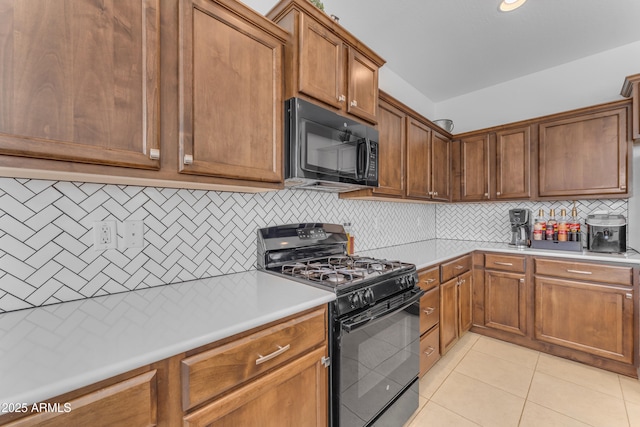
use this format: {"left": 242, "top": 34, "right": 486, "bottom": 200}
{"left": 0, "top": 270, "right": 335, "bottom": 406}
{"left": 1, "top": 238, "right": 638, "bottom": 407}
{"left": 360, "top": 239, "right": 640, "bottom": 270}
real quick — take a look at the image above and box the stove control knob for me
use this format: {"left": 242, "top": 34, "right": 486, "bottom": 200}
{"left": 349, "top": 291, "right": 365, "bottom": 309}
{"left": 407, "top": 275, "right": 416, "bottom": 287}
{"left": 363, "top": 288, "right": 375, "bottom": 305}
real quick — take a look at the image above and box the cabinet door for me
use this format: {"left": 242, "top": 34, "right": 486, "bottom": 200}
{"left": 298, "top": 15, "right": 343, "bottom": 109}
{"left": 534, "top": 277, "right": 633, "bottom": 363}
{"left": 0, "top": 0, "right": 160, "bottom": 169}
{"left": 495, "top": 126, "right": 530, "bottom": 199}
{"left": 484, "top": 270, "right": 527, "bottom": 336}
{"left": 6, "top": 371, "right": 157, "bottom": 426}
{"left": 374, "top": 99, "right": 405, "bottom": 197}
{"left": 420, "top": 286, "right": 440, "bottom": 335}
{"left": 405, "top": 118, "right": 432, "bottom": 200}
{"left": 431, "top": 131, "right": 451, "bottom": 201}
{"left": 458, "top": 271, "right": 473, "bottom": 335}
{"left": 440, "top": 277, "right": 459, "bottom": 355}
{"left": 178, "top": 0, "right": 283, "bottom": 182}
{"left": 183, "top": 346, "right": 328, "bottom": 427}
{"left": 538, "top": 108, "right": 628, "bottom": 197}
{"left": 347, "top": 48, "right": 378, "bottom": 123}
{"left": 460, "top": 134, "right": 490, "bottom": 201}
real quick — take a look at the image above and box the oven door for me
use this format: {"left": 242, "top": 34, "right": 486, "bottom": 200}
{"left": 334, "top": 288, "right": 423, "bottom": 427}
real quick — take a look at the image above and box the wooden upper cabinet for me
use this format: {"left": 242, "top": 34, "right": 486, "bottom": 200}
{"left": 298, "top": 15, "right": 343, "bottom": 109}
{"left": 621, "top": 73, "right": 640, "bottom": 141}
{"left": 179, "top": 0, "right": 286, "bottom": 183}
{"left": 374, "top": 97, "right": 406, "bottom": 197}
{"left": 268, "top": 0, "right": 385, "bottom": 124}
{"left": 495, "top": 126, "right": 531, "bottom": 199}
{"left": 406, "top": 117, "right": 432, "bottom": 200}
{"left": 431, "top": 131, "right": 451, "bottom": 201}
{"left": 459, "top": 134, "right": 490, "bottom": 201}
{"left": 347, "top": 48, "right": 379, "bottom": 123}
{"left": 0, "top": 0, "right": 160, "bottom": 169}
{"left": 538, "top": 106, "right": 629, "bottom": 197}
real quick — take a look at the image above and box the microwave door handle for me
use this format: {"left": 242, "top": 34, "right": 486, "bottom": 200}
{"left": 364, "top": 138, "right": 372, "bottom": 180}
{"left": 356, "top": 139, "right": 366, "bottom": 179}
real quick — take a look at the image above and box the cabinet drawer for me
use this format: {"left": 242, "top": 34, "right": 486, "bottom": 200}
{"left": 418, "top": 266, "right": 439, "bottom": 291}
{"left": 485, "top": 253, "right": 526, "bottom": 273}
{"left": 5, "top": 371, "right": 157, "bottom": 427}
{"left": 181, "top": 307, "right": 326, "bottom": 411}
{"left": 420, "top": 286, "right": 440, "bottom": 334}
{"left": 535, "top": 258, "right": 632, "bottom": 285}
{"left": 441, "top": 255, "right": 472, "bottom": 283}
{"left": 419, "top": 326, "right": 440, "bottom": 377}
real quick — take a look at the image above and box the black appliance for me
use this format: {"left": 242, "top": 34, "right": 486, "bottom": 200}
{"left": 508, "top": 208, "right": 531, "bottom": 248}
{"left": 586, "top": 213, "right": 627, "bottom": 253}
{"left": 257, "top": 223, "right": 423, "bottom": 427}
{"left": 285, "top": 98, "right": 379, "bottom": 192}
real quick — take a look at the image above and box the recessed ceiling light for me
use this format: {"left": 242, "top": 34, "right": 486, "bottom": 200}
{"left": 499, "top": 0, "right": 527, "bottom": 12}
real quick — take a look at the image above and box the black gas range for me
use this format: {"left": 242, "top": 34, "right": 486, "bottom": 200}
{"left": 257, "top": 223, "right": 423, "bottom": 427}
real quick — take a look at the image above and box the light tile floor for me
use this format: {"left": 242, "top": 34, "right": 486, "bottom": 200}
{"left": 406, "top": 332, "right": 640, "bottom": 427}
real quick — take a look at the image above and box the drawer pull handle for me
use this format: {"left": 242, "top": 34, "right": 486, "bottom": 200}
{"left": 256, "top": 344, "right": 290, "bottom": 365}
{"left": 454, "top": 265, "right": 464, "bottom": 270}
{"left": 424, "top": 346, "right": 435, "bottom": 356}
{"left": 494, "top": 262, "right": 513, "bottom": 266}
{"left": 424, "top": 278, "right": 435, "bottom": 284}
{"left": 423, "top": 307, "right": 435, "bottom": 315}
{"left": 567, "top": 269, "right": 592, "bottom": 275}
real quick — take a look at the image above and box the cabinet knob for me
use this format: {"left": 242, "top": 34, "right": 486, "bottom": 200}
{"left": 520, "top": 278, "right": 525, "bottom": 283}
{"left": 338, "top": 95, "right": 346, "bottom": 102}
{"left": 621, "top": 185, "right": 627, "bottom": 191}
{"left": 496, "top": 191, "right": 501, "bottom": 196}
{"left": 433, "top": 191, "right": 438, "bottom": 196}
{"left": 149, "top": 148, "right": 160, "bottom": 160}
{"left": 184, "top": 154, "right": 194, "bottom": 165}
{"left": 484, "top": 193, "right": 489, "bottom": 198}
{"left": 428, "top": 191, "right": 433, "bottom": 196}
{"left": 626, "top": 293, "right": 632, "bottom": 299}
{"left": 350, "top": 100, "right": 358, "bottom": 107}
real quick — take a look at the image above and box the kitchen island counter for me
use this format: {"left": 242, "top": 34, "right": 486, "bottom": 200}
{"left": 0, "top": 270, "right": 334, "bottom": 407}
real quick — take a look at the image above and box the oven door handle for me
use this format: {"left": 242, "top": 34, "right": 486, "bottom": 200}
{"left": 341, "top": 289, "right": 425, "bottom": 333}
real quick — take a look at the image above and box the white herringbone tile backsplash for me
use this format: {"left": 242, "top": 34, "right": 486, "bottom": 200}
{"left": 436, "top": 200, "right": 628, "bottom": 243}
{"left": 0, "top": 178, "right": 436, "bottom": 313}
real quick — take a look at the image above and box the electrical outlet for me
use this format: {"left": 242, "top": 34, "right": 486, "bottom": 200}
{"left": 124, "top": 220, "right": 144, "bottom": 249}
{"left": 93, "top": 221, "right": 117, "bottom": 250}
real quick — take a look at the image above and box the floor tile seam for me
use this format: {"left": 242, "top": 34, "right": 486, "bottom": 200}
{"left": 533, "top": 365, "right": 626, "bottom": 401}
{"left": 620, "top": 386, "right": 635, "bottom": 427}
{"left": 427, "top": 400, "right": 483, "bottom": 427}
{"left": 527, "top": 371, "right": 630, "bottom": 426}
{"left": 462, "top": 347, "right": 538, "bottom": 375}
{"left": 516, "top": 351, "right": 542, "bottom": 426}
{"left": 519, "top": 401, "right": 600, "bottom": 427}
{"left": 449, "top": 370, "right": 529, "bottom": 402}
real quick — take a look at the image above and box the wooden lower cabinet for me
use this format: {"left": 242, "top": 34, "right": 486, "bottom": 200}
{"left": 440, "top": 265, "right": 472, "bottom": 355}
{"left": 484, "top": 270, "right": 527, "bottom": 336}
{"left": 534, "top": 277, "right": 634, "bottom": 364}
{"left": 183, "top": 346, "right": 327, "bottom": 427}
{"left": 419, "top": 326, "right": 440, "bottom": 377}
{"left": 3, "top": 371, "right": 157, "bottom": 427}
{"left": 418, "top": 266, "right": 440, "bottom": 377}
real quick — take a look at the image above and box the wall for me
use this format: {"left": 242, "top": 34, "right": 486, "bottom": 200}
{"left": 436, "top": 40, "right": 640, "bottom": 133}
{"left": 0, "top": 178, "right": 436, "bottom": 313}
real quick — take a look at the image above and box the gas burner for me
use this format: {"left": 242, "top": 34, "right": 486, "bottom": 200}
{"left": 318, "top": 272, "right": 346, "bottom": 284}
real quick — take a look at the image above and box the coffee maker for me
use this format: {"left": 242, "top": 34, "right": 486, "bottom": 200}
{"left": 509, "top": 208, "right": 531, "bottom": 248}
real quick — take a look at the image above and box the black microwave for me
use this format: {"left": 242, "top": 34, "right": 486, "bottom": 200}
{"left": 284, "top": 97, "right": 379, "bottom": 192}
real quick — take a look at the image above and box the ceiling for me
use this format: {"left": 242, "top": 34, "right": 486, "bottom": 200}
{"left": 251, "top": 0, "right": 640, "bottom": 103}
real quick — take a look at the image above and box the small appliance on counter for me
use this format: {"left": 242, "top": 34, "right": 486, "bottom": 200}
{"left": 586, "top": 213, "right": 627, "bottom": 253}
{"left": 509, "top": 208, "right": 531, "bottom": 248}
